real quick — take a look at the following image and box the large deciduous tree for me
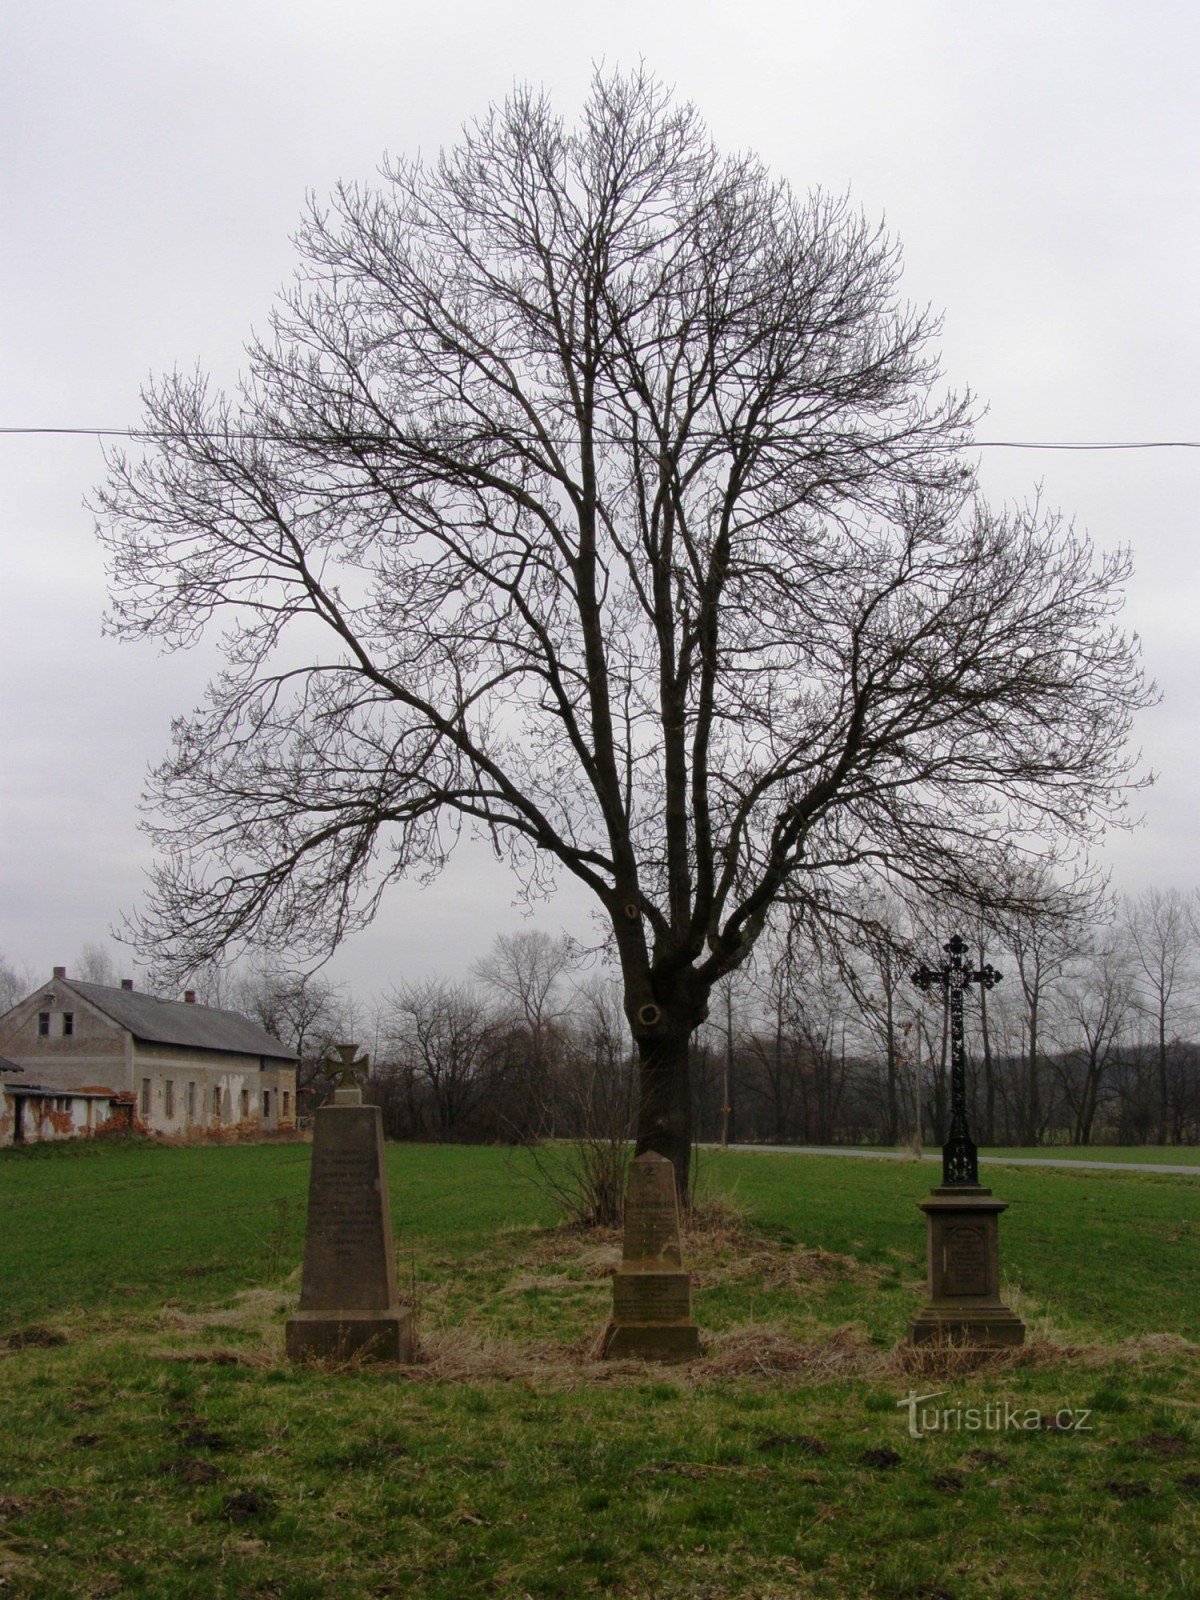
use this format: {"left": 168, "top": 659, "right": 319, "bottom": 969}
{"left": 97, "top": 71, "right": 1149, "bottom": 1195}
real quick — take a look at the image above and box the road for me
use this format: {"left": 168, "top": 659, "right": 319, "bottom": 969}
{"left": 707, "top": 1144, "right": 1200, "bottom": 1176}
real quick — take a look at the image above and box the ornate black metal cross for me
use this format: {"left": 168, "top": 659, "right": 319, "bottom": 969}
{"left": 911, "top": 934, "right": 1002, "bottom": 1187}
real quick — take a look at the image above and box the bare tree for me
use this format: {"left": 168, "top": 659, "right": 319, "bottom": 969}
{"left": 1122, "top": 888, "right": 1197, "bottom": 1144}
{"left": 73, "top": 939, "right": 120, "bottom": 985}
{"left": 474, "top": 930, "right": 572, "bottom": 1127}
{"left": 1047, "top": 923, "right": 1132, "bottom": 1144}
{"left": 96, "top": 71, "right": 1149, "bottom": 1195}
{"left": 382, "top": 978, "right": 500, "bottom": 1139}
{"left": 522, "top": 974, "right": 636, "bottom": 1226}
{"left": 236, "top": 968, "right": 347, "bottom": 1100}
{"left": 836, "top": 898, "right": 923, "bottom": 1145}
{"left": 0, "top": 954, "right": 34, "bottom": 1016}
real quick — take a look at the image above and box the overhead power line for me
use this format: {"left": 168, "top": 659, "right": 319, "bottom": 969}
{"left": 0, "top": 425, "right": 1197, "bottom": 452}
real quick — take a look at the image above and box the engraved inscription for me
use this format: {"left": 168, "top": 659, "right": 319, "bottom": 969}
{"left": 613, "top": 1271, "right": 691, "bottom": 1324}
{"left": 622, "top": 1159, "right": 682, "bottom": 1266}
{"left": 297, "top": 1107, "right": 397, "bottom": 1313}
{"left": 943, "top": 1223, "right": 988, "bottom": 1296}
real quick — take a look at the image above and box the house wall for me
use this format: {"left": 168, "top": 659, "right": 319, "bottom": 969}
{"left": 0, "top": 1088, "right": 118, "bottom": 1147}
{"left": 0, "top": 984, "right": 129, "bottom": 1096}
{"left": 0, "top": 983, "right": 297, "bottom": 1144}
{"left": 129, "top": 1043, "right": 297, "bottom": 1138}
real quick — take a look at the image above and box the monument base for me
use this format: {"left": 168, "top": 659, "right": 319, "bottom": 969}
{"left": 907, "top": 1304, "right": 1026, "bottom": 1347}
{"left": 908, "top": 1187, "right": 1025, "bottom": 1348}
{"left": 600, "top": 1321, "right": 700, "bottom": 1360}
{"left": 601, "top": 1266, "right": 698, "bottom": 1362}
{"left": 285, "top": 1309, "right": 414, "bottom": 1363}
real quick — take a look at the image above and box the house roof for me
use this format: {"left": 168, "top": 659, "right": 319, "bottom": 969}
{"left": 63, "top": 980, "right": 297, "bottom": 1062}
{"left": 4, "top": 1082, "right": 115, "bottom": 1100}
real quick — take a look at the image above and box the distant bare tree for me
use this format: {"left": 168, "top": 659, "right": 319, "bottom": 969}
{"left": 474, "top": 930, "right": 573, "bottom": 1128}
{"left": 0, "top": 954, "right": 34, "bottom": 1016}
{"left": 1050, "top": 929, "right": 1133, "bottom": 1144}
{"left": 237, "top": 969, "right": 347, "bottom": 1099}
{"left": 524, "top": 975, "right": 636, "bottom": 1226}
{"left": 1122, "top": 888, "right": 1197, "bottom": 1144}
{"left": 73, "top": 940, "right": 119, "bottom": 985}
{"left": 383, "top": 978, "right": 500, "bottom": 1139}
{"left": 992, "top": 868, "right": 1102, "bottom": 1144}
{"left": 836, "top": 900, "right": 923, "bottom": 1145}
{"left": 97, "top": 70, "right": 1150, "bottom": 1194}
{"left": 474, "top": 933, "right": 572, "bottom": 1032}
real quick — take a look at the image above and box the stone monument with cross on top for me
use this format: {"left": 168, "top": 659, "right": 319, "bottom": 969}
{"left": 908, "top": 935, "right": 1025, "bottom": 1347}
{"left": 286, "top": 1043, "right": 413, "bottom": 1363}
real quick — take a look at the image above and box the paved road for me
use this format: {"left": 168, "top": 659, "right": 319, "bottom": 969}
{"left": 708, "top": 1144, "right": 1200, "bottom": 1177}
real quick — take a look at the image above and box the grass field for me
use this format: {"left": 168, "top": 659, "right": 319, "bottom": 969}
{"left": 0, "top": 1139, "right": 1197, "bottom": 1599}
{"left": 979, "top": 1147, "right": 1200, "bottom": 1166}
{"left": 826, "top": 1145, "right": 1200, "bottom": 1167}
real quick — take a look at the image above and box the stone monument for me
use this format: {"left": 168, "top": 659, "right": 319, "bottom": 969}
{"left": 285, "top": 1045, "right": 413, "bottom": 1363}
{"left": 908, "top": 937, "right": 1025, "bottom": 1347}
{"left": 601, "top": 1151, "right": 699, "bottom": 1361}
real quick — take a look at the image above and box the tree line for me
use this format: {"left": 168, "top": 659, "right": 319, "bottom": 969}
{"left": 4, "top": 884, "right": 1197, "bottom": 1151}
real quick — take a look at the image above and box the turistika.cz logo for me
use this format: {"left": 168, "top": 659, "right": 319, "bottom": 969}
{"left": 897, "top": 1390, "right": 1095, "bottom": 1440}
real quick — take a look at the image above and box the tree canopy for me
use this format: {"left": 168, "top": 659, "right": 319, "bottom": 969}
{"left": 97, "top": 71, "right": 1149, "bottom": 1190}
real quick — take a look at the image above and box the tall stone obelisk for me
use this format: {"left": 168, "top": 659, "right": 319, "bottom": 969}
{"left": 285, "top": 1046, "right": 413, "bottom": 1363}
{"left": 601, "top": 1151, "right": 699, "bottom": 1360}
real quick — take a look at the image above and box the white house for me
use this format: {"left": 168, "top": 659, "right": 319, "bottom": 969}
{"left": 0, "top": 968, "right": 298, "bottom": 1146}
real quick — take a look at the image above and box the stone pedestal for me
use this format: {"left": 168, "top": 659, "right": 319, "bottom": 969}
{"left": 908, "top": 1187, "right": 1025, "bottom": 1347}
{"left": 285, "top": 1089, "right": 413, "bottom": 1363}
{"left": 601, "top": 1151, "right": 699, "bottom": 1361}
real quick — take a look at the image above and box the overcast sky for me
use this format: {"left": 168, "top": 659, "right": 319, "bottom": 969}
{"left": 2, "top": 0, "right": 1197, "bottom": 997}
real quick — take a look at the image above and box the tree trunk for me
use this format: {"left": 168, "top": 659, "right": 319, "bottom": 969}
{"left": 1026, "top": 995, "right": 1040, "bottom": 1145}
{"left": 634, "top": 1027, "right": 694, "bottom": 1201}
{"left": 883, "top": 964, "right": 899, "bottom": 1146}
{"left": 1157, "top": 1012, "right": 1168, "bottom": 1145}
{"left": 979, "top": 960, "right": 996, "bottom": 1145}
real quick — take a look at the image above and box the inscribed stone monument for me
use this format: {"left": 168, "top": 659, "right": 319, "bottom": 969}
{"left": 285, "top": 1046, "right": 413, "bottom": 1363}
{"left": 908, "top": 1188, "right": 1025, "bottom": 1347}
{"left": 601, "top": 1151, "right": 699, "bottom": 1360}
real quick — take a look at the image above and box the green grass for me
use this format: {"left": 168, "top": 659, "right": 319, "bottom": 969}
{"left": 1, "top": 1140, "right": 1197, "bottom": 1599}
{"left": 810, "top": 1143, "right": 1200, "bottom": 1167}
{"left": 696, "top": 1147, "right": 1200, "bottom": 1340}
{"left": 978, "top": 1147, "right": 1200, "bottom": 1167}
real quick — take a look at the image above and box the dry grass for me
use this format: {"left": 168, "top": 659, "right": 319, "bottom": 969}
{"left": 87, "top": 1209, "right": 1191, "bottom": 1393}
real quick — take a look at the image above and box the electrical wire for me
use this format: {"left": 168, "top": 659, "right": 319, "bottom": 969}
{"left": 0, "top": 426, "right": 1197, "bottom": 451}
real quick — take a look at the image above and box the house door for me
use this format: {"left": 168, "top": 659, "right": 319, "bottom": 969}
{"left": 12, "top": 1096, "right": 25, "bottom": 1144}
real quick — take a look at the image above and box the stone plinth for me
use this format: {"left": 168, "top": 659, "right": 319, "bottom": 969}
{"left": 908, "top": 1187, "right": 1025, "bottom": 1347}
{"left": 601, "top": 1151, "right": 699, "bottom": 1361}
{"left": 285, "top": 1091, "right": 413, "bottom": 1363}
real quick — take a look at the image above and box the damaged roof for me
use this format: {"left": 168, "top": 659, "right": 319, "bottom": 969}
{"left": 64, "top": 980, "right": 297, "bottom": 1062}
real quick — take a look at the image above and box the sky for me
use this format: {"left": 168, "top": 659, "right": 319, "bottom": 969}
{"left": 2, "top": 0, "right": 1197, "bottom": 998}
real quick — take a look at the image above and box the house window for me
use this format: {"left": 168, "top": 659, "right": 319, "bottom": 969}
{"left": 186, "top": 1082, "right": 196, "bottom": 1120}
{"left": 283, "top": 1091, "right": 290, "bottom": 1119}
{"left": 164, "top": 1081, "right": 175, "bottom": 1119}
{"left": 38, "top": 1012, "right": 50, "bottom": 1037}
{"left": 62, "top": 1013, "right": 74, "bottom": 1037}
{"left": 263, "top": 1090, "right": 271, "bottom": 1118}
{"left": 240, "top": 1089, "right": 250, "bottom": 1120}
{"left": 213, "top": 1085, "right": 222, "bottom": 1120}
{"left": 140, "top": 1078, "right": 151, "bottom": 1116}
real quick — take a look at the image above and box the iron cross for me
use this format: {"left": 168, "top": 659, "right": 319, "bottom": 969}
{"left": 911, "top": 934, "right": 1002, "bottom": 1187}
{"left": 323, "top": 1042, "right": 370, "bottom": 1092}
